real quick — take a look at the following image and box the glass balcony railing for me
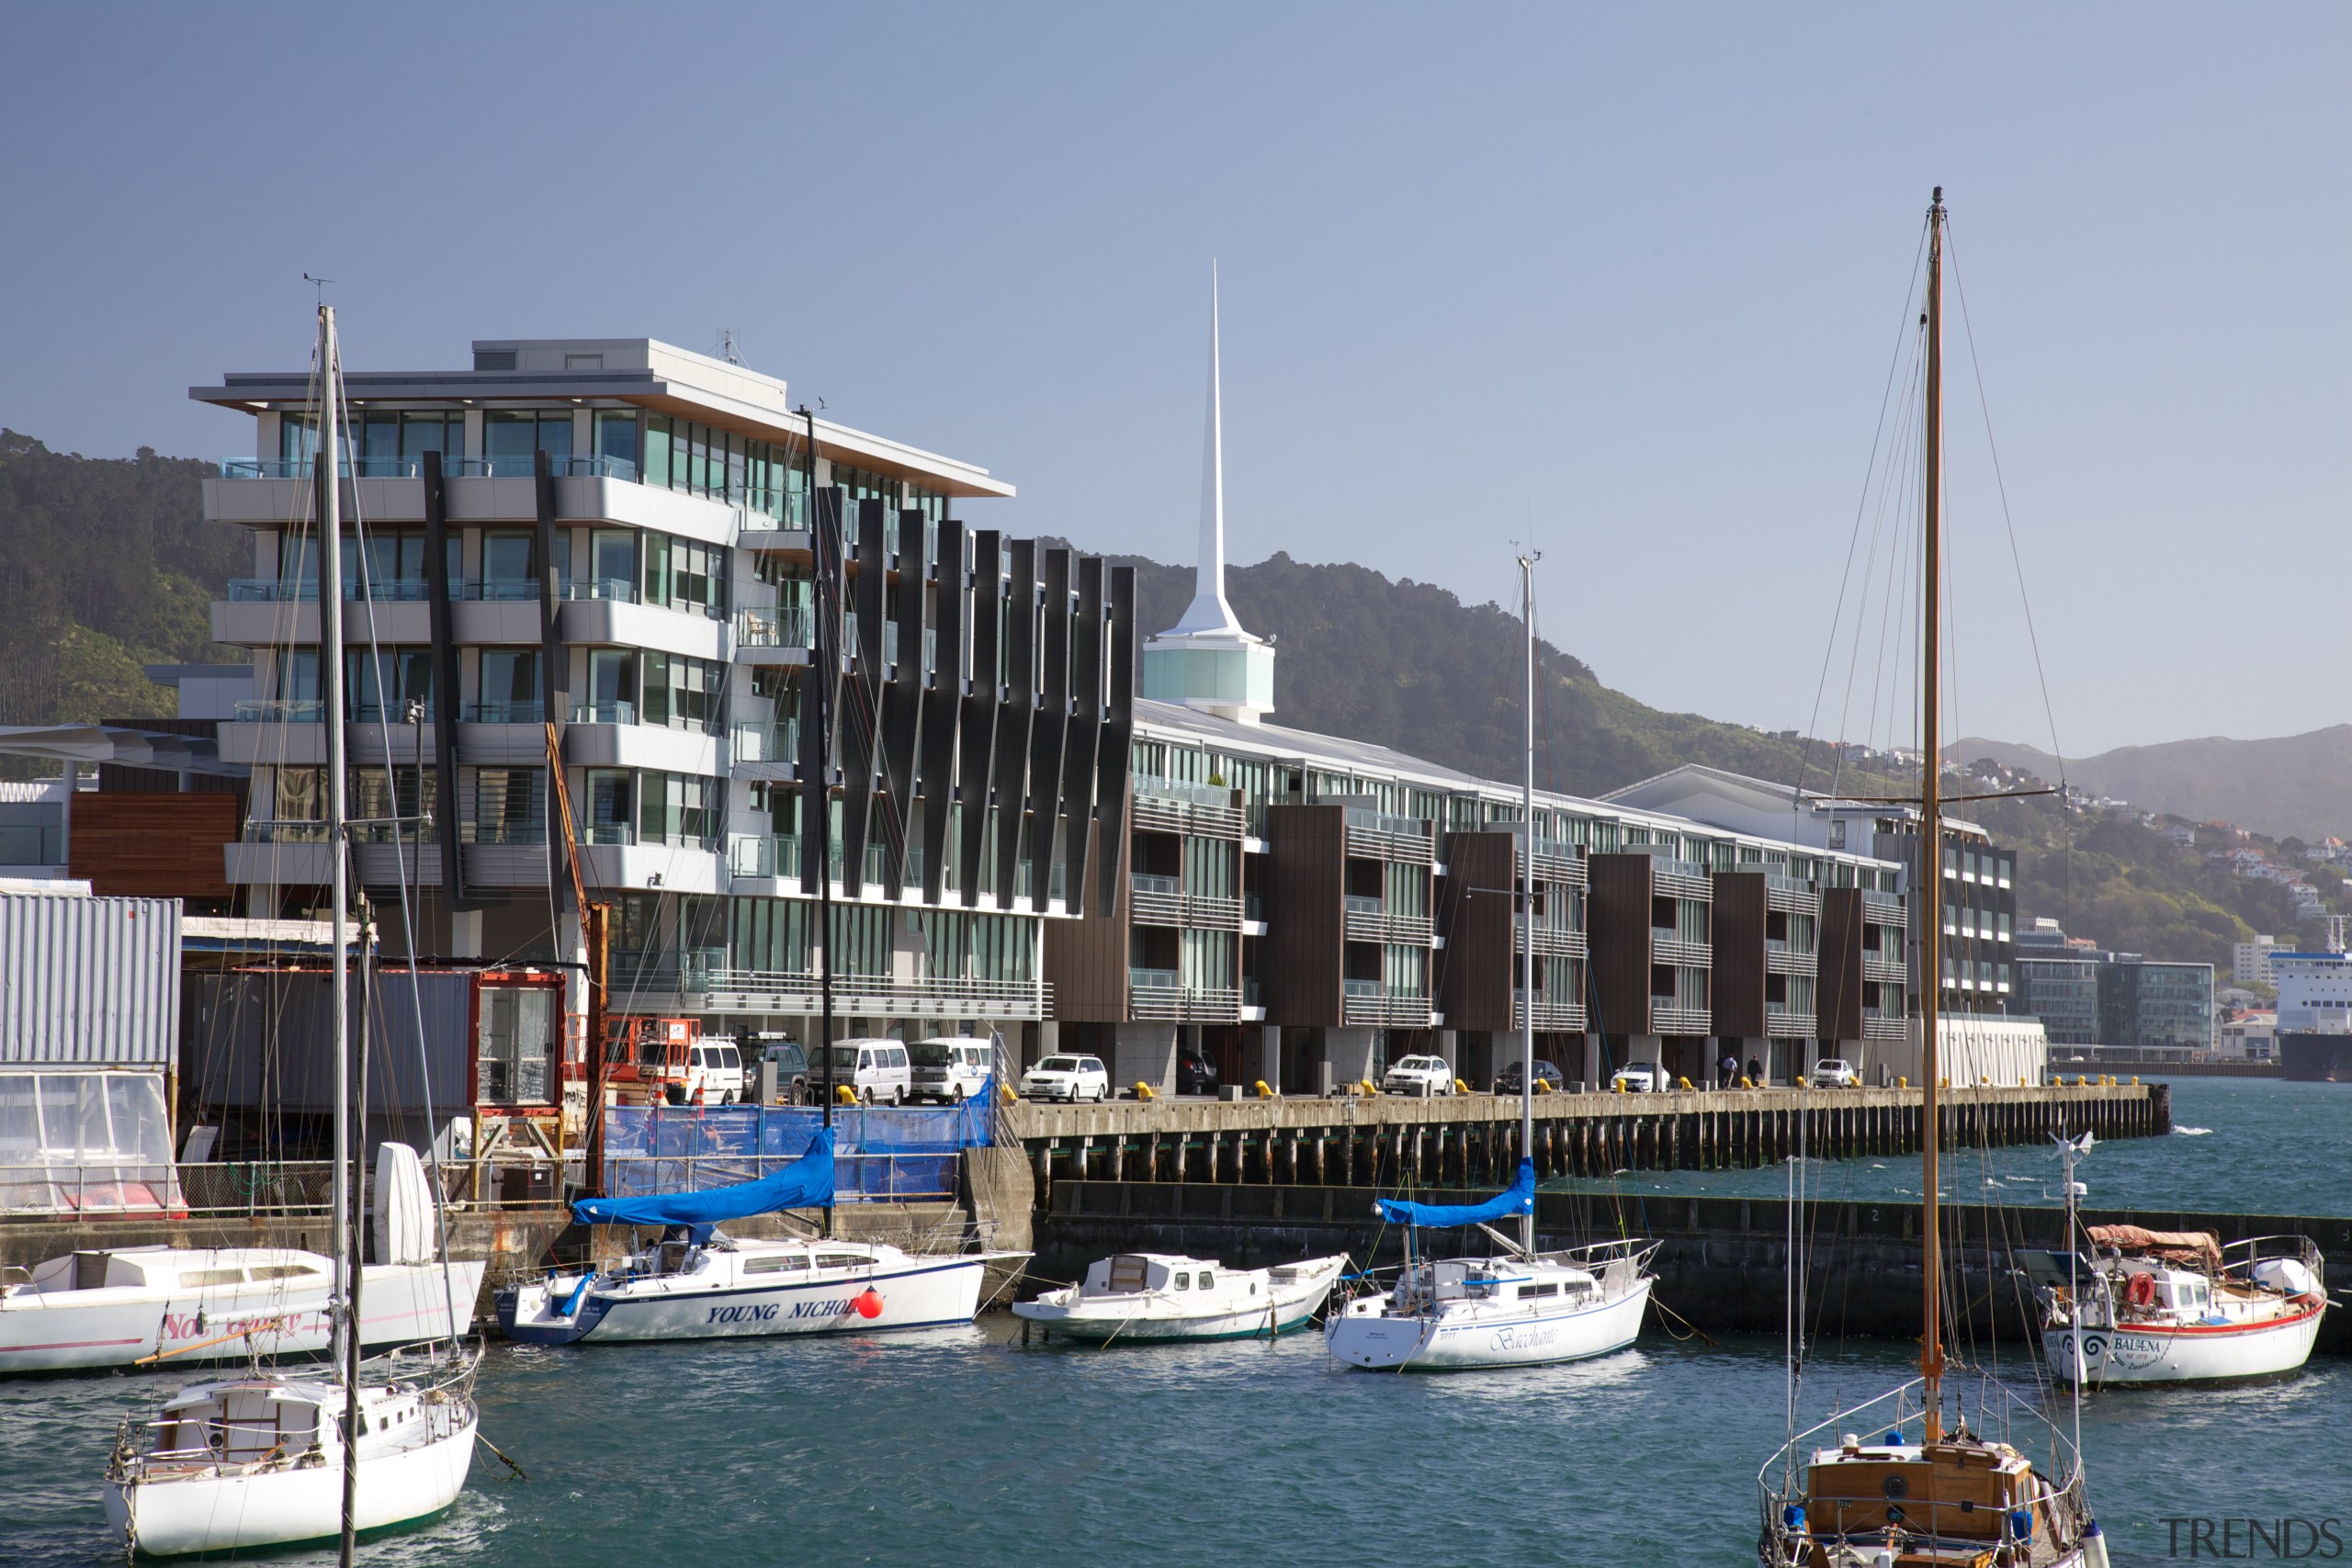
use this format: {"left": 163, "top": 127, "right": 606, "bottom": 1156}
{"left": 1344, "top": 894, "right": 1384, "bottom": 917}
{"left": 1344, "top": 807, "right": 1429, "bottom": 837}
{"left": 462, "top": 701, "right": 545, "bottom": 724}
{"left": 227, "top": 578, "right": 436, "bottom": 603}
{"left": 1342, "top": 978, "right": 1385, "bottom": 998}
{"left": 736, "top": 606, "right": 810, "bottom": 648}
{"left": 564, "top": 576, "right": 639, "bottom": 604}
{"left": 1132, "top": 873, "right": 1181, "bottom": 897}
{"left": 461, "top": 578, "right": 542, "bottom": 602}
{"left": 730, "top": 720, "right": 800, "bottom": 765}
{"left": 232, "top": 700, "right": 323, "bottom": 724}
{"left": 1130, "top": 967, "right": 1182, "bottom": 991}
{"left": 465, "top": 818, "right": 548, "bottom": 846}
{"left": 571, "top": 700, "right": 636, "bottom": 725}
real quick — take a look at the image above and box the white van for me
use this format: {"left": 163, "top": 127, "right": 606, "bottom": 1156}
{"left": 822, "top": 1038, "right": 912, "bottom": 1105}
{"left": 909, "top": 1037, "right": 996, "bottom": 1104}
{"left": 685, "top": 1040, "right": 746, "bottom": 1104}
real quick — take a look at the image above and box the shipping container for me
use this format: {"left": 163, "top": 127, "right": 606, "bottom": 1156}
{"left": 0, "top": 888, "right": 180, "bottom": 1066}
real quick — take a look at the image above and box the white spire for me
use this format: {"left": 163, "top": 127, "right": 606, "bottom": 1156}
{"left": 1168, "top": 260, "right": 1250, "bottom": 638}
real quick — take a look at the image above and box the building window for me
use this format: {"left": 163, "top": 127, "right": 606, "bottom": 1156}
{"left": 476, "top": 649, "right": 541, "bottom": 723}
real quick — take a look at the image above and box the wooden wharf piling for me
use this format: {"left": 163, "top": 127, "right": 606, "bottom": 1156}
{"left": 1003, "top": 1082, "right": 2169, "bottom": 1206}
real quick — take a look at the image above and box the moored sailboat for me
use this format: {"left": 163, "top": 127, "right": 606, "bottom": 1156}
{"left": 1757, "top": 189, "right": 2106, "bottom": 1568}
{"left": 104, "top": 304, "right": 481, "bottom": 1558}
{"left": 1325, "top": 553, "right": 1657, "bottom": 1373}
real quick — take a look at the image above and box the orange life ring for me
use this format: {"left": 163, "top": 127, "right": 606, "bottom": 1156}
{"left": 2125, "top": 1272, "right": 2157, "bottom": 1309}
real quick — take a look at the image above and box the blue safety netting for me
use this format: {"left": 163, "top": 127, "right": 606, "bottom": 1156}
{"left": 602, "top": 1095, "right": 993, "bottom": 1203}
{"left": 575, "top": 1130, "right": 833, "bottom": 1242}
{"left": 1373, "top": 1159, "right": 1535, "bottom": 1228}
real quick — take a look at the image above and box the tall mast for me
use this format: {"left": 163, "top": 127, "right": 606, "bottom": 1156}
{"left": 320, "top": 304, "right": 353, "bottom": 1381}
{"left": 1518, "top": 552, "right": 1537, "bottom": 1255}
{"left": 806, "top": 404, "right": 837, "bottom": 1238}
{"left": 1918, "top": 186, "right": 1947, "bottom": 1439}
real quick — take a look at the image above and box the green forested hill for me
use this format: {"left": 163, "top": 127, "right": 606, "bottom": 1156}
{"left": 0, "top": 431, "right": 246, "bottom": 724}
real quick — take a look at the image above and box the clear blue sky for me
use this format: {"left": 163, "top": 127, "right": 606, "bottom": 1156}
{"left": 4, "top": 4, "right": 2344, "bottom": 757}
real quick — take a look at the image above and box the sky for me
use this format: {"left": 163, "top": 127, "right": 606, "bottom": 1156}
{"left": 2, "top": 4, "right": 2345, "bottom": 758}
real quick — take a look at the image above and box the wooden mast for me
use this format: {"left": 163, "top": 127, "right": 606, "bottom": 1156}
{"left": 1919, "top": 186, "right": 1948, "bottom": 1440}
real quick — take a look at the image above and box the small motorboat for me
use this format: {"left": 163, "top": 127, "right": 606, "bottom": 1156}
{"left": 2037, "top": 1225, "right": 2328, "bottom": 1385}
{"left": 1, "top": 1145, "right": 482, "bottom": 1375}
{"left": 105, "top": 1350, "right": 478, "bottom": 1556}
{"left": 500, "top": 1233, "right": 1021, "bottom": 1345}
{"left": 1012, "top": 1253, "right": 1348, "bottom": 1343}
{"left": 497, "top": 1127, "right": 1028, "bottom": 1346}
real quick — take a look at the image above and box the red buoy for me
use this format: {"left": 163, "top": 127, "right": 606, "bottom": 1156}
{"left": 854, "top": 1288, "right": 885, "bottom": 1320}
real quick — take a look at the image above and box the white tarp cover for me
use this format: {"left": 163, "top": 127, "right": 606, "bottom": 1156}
{"left": 372, "top": 1140, "right": 435, "bottom": 1265}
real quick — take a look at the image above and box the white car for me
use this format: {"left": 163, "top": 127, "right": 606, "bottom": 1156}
{"left": 1382, "top": 1055, "right": 1455, "bottom": 1097}
{"left": 1021, "top": 1055, "right": 1111, "bottom": 1103}
{"left": 1610, "top": 1064, "right": 1661, "bottom": 1093}
{"left": 823, "top": 1038, "right": 913, "bottom": 1104}
{"left": 1810, "top": 1058, "right": 1861, "bottom": 1089}
{"left": 910, "top": 1036, "right": 996, "bottom": 1103}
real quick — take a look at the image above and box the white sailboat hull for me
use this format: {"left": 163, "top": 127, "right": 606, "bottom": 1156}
{"left": 2046, "top": 1302, "right": 2324, "bottom": 1384}
{"left": 105, "top": 1412, "right": 476, "bottom": 1556}
{"left": 0, "top": 1259, "right": 484, "bottom": 1375}
{"left": 1012, "top": 1256, "right": 1346, "bottom": 1342}
{"left": 1326, "top": 1275, "right": 1652, "bottom": 1371}
{"left": 502, "top": 1250, "right": 1018, "bottom": 1345}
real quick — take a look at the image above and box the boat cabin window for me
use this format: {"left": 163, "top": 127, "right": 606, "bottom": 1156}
{"left": 248, "top": 1265, "right": 320, "bottom": 1280}
{"left": 1198, "top": 1271, "right": 1214, "bottom": 1290}
{"left": 1518, "top": 1282, "right": 1558, "bottom": 1300}
{"left": 816, "top": 1253, "right": 865, "bottom": 1270}
{"left": 1107, "top": 1257, "right": 1149, "bottom": 1292}
{"left": 178, "top": 1268, "right": 245, "bottom": 1288}
{"left": 1172, "top": 1272, "right": 1191, "bottom": 1290}
{"left": 742, "top": 1255, "right": 809, "bottom": 1275}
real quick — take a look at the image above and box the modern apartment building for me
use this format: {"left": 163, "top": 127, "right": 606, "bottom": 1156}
{"left": 2016, "top": 919, "right": 2215, "bottom": 1053}
{"left": 187, "top": 335, "right": 1132, "bottom": 1061}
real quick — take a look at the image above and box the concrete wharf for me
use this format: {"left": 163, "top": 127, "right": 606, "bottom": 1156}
{"left": 1002, "top": 1082, "right": 2169, "bottom": 1202}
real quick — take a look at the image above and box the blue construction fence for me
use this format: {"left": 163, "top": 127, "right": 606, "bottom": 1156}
{"left": 602, "top": 1097, "right": 995, "bottom": 1203}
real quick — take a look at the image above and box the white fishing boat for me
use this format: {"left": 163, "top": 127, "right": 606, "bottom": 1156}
{"left": 1325, "top": 552, "right": 1657, "bottom": 1374}
{"left": 2037, "top": 1222, "right": 2327, "bottom": 1386}
{"left": 497, "top": 1129, "right": 1027, "bottom": 1345}
{"left": 105, "top": 302, "right": 481, "bottom": 1558}
{"left": 1013, "top": 1252, "right": 1348, "bottom": 1343}
{"left": 2, "top": 1145, "right": 482, "bottom": 1375}
{"left": 1757, "top": 188, "right": 2107, "bottom": 1568}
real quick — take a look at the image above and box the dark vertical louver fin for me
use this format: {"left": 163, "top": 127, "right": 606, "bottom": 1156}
{"left": 535, "top": 449, "right": 572, "bottom": 915}
{"left": 420, "top": 454, "right": 471, "bottom": 914}
{"left": 797, "top": 487, "right": 845, "bottom": 891}
{"left": 1027, "top": 547, "right": 1072, "bottom": 908}
{"left": 1097, "top": 565, "right": 1137, "bottom": 916}
{"left": 1057, "top": 557, "right": 1104, "bottom": 917}
{"left": 956, "top": 530, "right": 1001, "bottom": 907}
{"left": 877, "top": 509, "right": 927, "bottom": 893}
{"left": 920, "top": 519, "right": 965, "bottom": 905}
{"left": 836, "top": 500, "right": 888, "bottom": 897}
{"left": 992, "top": 540, "right": 1037, "bottom": 907}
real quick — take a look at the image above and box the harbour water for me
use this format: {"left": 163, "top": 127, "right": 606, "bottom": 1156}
{"left": 5, "top": 1075, "right": 2343, "bottom": 1566}
{"left": 1552, "top": 1076, "right": 2351, "bottom": 1217}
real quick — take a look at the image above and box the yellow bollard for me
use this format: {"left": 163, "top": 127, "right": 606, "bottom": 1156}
{"left": 1677, "top": 1076, "right": 1694, "bottom": 1091}
{"left": 999, "top": 1083, "right": 1018, "bottom": 1105}
{"left": 835, "top": 1083, "right": 859, "bottom": 1106}
{"left": 2132, "top": 1076, "right": 2140, "bottom": 1086}
{"left": 1254, "top": 1078, "right": 1277, "bottom": 1100}
{"left": 1361, "top": 1077, "right": 1379, "bottom": 1097}
{"left": 1135, "top": 1082, "right": 1155, "bottom": 1100}
{"left": 1898, "top": 1076, "right": 1908, "bottom": 1089}
{"left": 1613, "top": 1078, "right": 1626, "bottom": 1094}
{"left": 1534, "top": 1078, "right": 1553, "bottom": 1095}
{"left": 1939, "top": 1077, "right": 1950, "bottom": 1090}
{"left": 1453, "top": 1078, "right": 1471, "bottom": 1095}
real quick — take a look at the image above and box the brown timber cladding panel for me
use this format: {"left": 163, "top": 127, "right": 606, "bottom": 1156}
{"left": 68, "top": 792, "right": 241, "bottom": 900}
{"left": 1042, "top": 792, "right": 1132, "bottom": 1021}
{"left": 1711, "top": 871, "right": 1768, "bottom": 1038}
{"left": 1438, "top": 832, "right": 1516, "bottom": 1032}
{"left": 1265, "top": 804, "right": 1344, "bottom": 1027}
{"left": 1816, "top": 887, "right": 1865, "bottom": 1043}
{"left": 1587, "top": 854, "right": 1657, "bottom": 1036}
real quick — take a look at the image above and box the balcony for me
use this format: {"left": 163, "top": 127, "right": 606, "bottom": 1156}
{"left": 1127, "top": 968, "right": 1241, "bottom": 1023}
{"left": 1649, "top": 999, "right": 1711, "bottom": 1035}
{"left": 1340, "top": 979, "right": 1434, "bottom": 1027}
{"left": 1764, "top": 1003, "right": 1818, "bottom": 1039}
{"left": 730, "top": 721, "right": 800, "bottom": 779}
{"left": 1863, "top": 953, "right": 1907, "bottom": 983}
{"left": 1651, "top": 931, "right": 1713, "bottom": 967}
{"left": 1342, "top": 895, "right": 1433, "bottom": 946}
{"left": 1861, "top": 1007, "right": 1908, "bottom": 1043}
{"left": 1647, "top": 858, "right": 1714, "bottom": 901}
{"left": 1343, "top": 807, "right": 1434, "bottom": 863}
{"left": 1511, "top": 990, "right": 1588, "bottom": 1032}
{"left": 734, "top": 606, "right": 812, "bottom": 666}
{"left": 1131, "top": 778, "right": 1245, "bottom": 839}
{"left": 1514, "top": 830, "right": 1587, "bottom": 887}
{"left": 463, "top": 701, "right": 545, "bottom": 724}
{"left": 1129, "top": 874, "right": 1242, "bottom": 930}
{"left": 1764, "top": 940, "right": 1816, "bottom": 976}
{"left": 611, "top": 963, "right": 1049, "bottom": 1021}
{"left": 1765, "top": 874, "right": 1820, "bottom": 915}
{"left": 1518, "top": 924, "right": 1587, "bottom": 959}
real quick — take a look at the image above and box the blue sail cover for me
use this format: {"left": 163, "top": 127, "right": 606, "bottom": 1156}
{"left": 572, "top": 1129, "right": 834, "bottom": 1242}
{"left": 1374, "top": 1159, "right": 1535, "bottom": 1228}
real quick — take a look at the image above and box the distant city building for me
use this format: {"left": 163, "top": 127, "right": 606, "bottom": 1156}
{"left": 2216, "top": 1008, "right": 2276, "bottom": 1061}
{"left": 2234, "top": 936, "right": 2280, "bottom": 986}
{"left": 2018, "top": 919, "right": 2215, "bottom": 1052}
